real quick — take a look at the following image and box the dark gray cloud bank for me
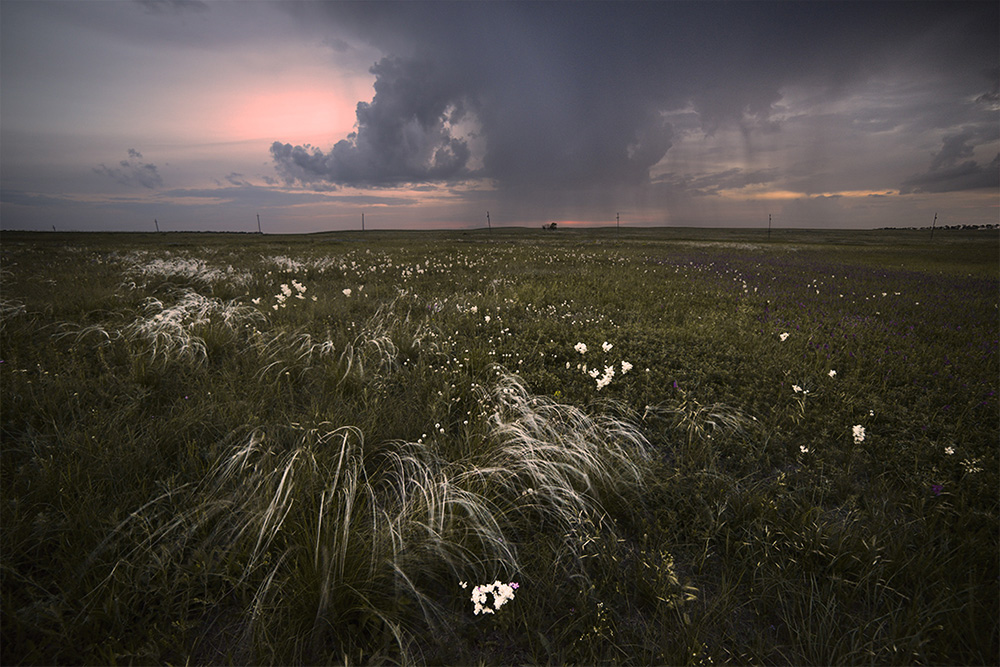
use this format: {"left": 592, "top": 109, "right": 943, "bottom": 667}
{"left": 272, "top": 1, "right": 999, "bottom": 204}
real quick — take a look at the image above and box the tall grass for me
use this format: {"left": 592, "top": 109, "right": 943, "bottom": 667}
{"left": 1, "top": 228, "right": 996, "bottom": 664}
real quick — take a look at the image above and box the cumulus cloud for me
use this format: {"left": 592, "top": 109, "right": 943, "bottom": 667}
{"left": 272, "top": 56, "right": 473, "bottom": 187}
{"left": 94, "top": 149, "right": 163, "bottom": 188}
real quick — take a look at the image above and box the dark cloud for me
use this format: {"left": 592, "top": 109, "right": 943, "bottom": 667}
{"left": 901, "top": 121, "right": 1000, "bottom": 193}
{"left": 900, "top": 153, "right": 1000, "bottom": 194}
{"left": 974, "top": 66, "right": 999, "bottom": 108}
{"left": 273, "top": 1, "right": 997, "bottom": 198}
{"left": 94, "top": 149, "right": 163, "bottom": 188}
{"left": 930, "top": 131, "right": 977, "bottom": 171}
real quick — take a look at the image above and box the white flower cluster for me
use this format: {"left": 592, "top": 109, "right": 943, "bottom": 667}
{"left": 460, "top": 580, "right": 519, "bottom": 615}
{"left": 265, "top": 280, "right": 312, "bottom": 310}
{"left": 852, "top": 424, "right": 866, "bottom": 444}
{"left": 572, "top": 342, "right": 632, "bottom": 390}
{"left": 961, "top": 457, "right": 982, "bottom": 474}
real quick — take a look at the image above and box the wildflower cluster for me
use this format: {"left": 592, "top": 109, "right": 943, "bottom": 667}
{"left": 258, "top": 279, "right": 313, "bottom": 310}
{"left": 571, "top": 341, "right": 633, "bottom": 390}
{"left": 459, "top": 580, "right": 519, "bottom": 615}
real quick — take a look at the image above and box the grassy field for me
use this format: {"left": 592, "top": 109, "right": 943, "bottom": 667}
{"left": 1, "top": 226, "right": 997, "bottom": 665}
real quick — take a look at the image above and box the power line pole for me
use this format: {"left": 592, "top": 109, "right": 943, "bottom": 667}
{"left": 486, "top": 211, "right": 491, "bottom": 234}
{"left": 256, "top": 213, "right": 262, "bottom": 234}
{"left": 930, "top": 212, "right": 937, "bottom": 241}
{"left": 617, "top": 212, "right": 620, "bottom": 236}
{"left": 362, "top": 212, "right": 365, "bottom": 232}
{"left": 767, "top": 213, "right": 772, "bottom": 241}
{"left": 155, "top": 218, "right": 160, "bottom": 233}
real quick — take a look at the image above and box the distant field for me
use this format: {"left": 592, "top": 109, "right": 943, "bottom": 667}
{"left": 2, "top": 227, "right": 997, "bottom": 664}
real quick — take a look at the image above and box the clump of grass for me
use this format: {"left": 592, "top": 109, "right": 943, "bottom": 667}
{"left": 89, "top": 422, "right": 515, "bottom": 661}
{"left": 122, "top": 253, "right": 252, "bottom": 293}
{"left": 643, "top": 389, "right": 757, "bottom": 468}
{"left": 82, "top": 367, "right": 671, "bottom": 662}
{"left": 0, "top": 298, "right": 26, "bottom": 330}
{"left": 471, "top": 373, "right": 650, "bottom": 531}
{"left": 123, "top": 289, "right": 265, "bottom": 366}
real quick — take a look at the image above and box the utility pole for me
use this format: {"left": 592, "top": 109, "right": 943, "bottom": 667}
{"left": 256, "top": 213, "right": 262, "bottom": 234}
{"left": 361, "top": 212, "right": 365, "bottom": 232}
{"left": 155, "top": 218, "right": 160, "bottom": 233}
{"left": 486, "top": 211, "right": 491, "bottom": 234}
{"left": 617, "top": 212, "right": 620, "bottom": 236}
{"left": 930, "top": 212, "right": 937, "bottom": 241}
{"left": 767, "top": 213, "right": 772, "bottom": 241}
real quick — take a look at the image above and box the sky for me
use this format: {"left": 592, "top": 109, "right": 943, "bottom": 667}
{"left": 1, "top": 0, "right": 997, "bottom": 233}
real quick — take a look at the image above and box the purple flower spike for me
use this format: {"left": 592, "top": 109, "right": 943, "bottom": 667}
{"left": 931, "top": 484, "right": 943, "bottom": 496}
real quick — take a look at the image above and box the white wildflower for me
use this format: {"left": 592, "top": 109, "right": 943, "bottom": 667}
{"left": 852, "top": 424, "right": 866, "bottom": 444}
{"left": 574, "top": 342, "right": 588, "bottom": 355}
{"left": 602, "top": 341, "right": 613, "bottom": 352}
{"left": 343, "top": 288, "right": 352, "bottom": 297}
{"left": 779, "top": 332, "right": 789, "bottom": 341}
{"left": 828, "top": 369, "right": 837, "bottom": 378}
{"left": 621, "top": 360, "right": 633, "bottom": 374}
{"left": 961, "top": 457, "right": 982, "bottom": 474}
{"left": 469, "top": 581, "right": 519, "bottom": 616}
{"left": 944, "top": 446, "right": 955, "bottom": 455}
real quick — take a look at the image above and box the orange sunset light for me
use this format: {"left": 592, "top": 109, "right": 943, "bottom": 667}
{"left": 727, "top": 189, "right": 897, "bottom": 201}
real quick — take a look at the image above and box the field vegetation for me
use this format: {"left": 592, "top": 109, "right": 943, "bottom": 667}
{"left": 1, "top": 227, "right": 997, "bottom": 665}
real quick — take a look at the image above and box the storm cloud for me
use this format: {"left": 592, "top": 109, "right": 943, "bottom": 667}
{"left": 271, "top": 57, "right": 473, "bottom": 187}
{"left": 272, "top": 1, "right": 998, "bottom": 200}
{"left": 901, "top": 119, "right": 1000, "bottom": 194}
{"left": 901, "top": 153, "right": 1000, "bottom": 194}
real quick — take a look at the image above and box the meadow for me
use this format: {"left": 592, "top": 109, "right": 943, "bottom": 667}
{"left": 1, "top": 226, "right": 997, "bottom": 665}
